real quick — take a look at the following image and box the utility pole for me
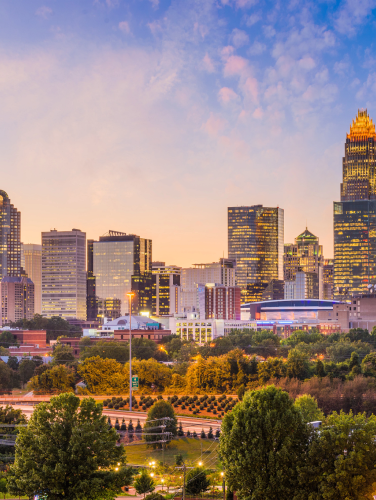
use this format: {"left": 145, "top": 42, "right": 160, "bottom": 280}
{"left": 127, "top": 292, "right": 134, "bottom": 411}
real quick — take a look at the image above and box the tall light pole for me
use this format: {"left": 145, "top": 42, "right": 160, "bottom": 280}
{"left": 127, "top": 292, "right": 134, "bottom": 411}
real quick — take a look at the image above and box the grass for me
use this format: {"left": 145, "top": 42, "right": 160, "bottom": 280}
{"left": 125, "top": 437, "right": 219, "bottom": 467}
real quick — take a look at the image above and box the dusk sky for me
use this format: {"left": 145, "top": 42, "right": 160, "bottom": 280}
{"left": 2, "top": 0, "right": 376, "bottom": 266}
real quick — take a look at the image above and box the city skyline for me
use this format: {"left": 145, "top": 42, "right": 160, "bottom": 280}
{"left": 1, "top": 1, "right": 376, "bottom": 266}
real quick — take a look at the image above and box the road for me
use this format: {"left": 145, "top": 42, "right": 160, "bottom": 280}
{"left": 9, "top": 404, "right": 222, "bottom": 433}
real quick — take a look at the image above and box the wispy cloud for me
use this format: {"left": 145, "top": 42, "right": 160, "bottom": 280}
{"left": 119, "top": 21, "right": 131, "bottom": 34}
{"left": 36, "top": 6, "right": 52, "bottom": 19}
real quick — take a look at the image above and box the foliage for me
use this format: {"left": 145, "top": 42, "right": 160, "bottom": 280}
{"left": 0, "top": 331, "right": 18, "bottom": 348}
{"left": 80, "top": 341, "right": 130, "bottom": 363}
{"left": 11, "top": 314, "right": 81, "bottom": 342}
{"left": 18, "top": 359, "right": 36, "bottom": 385}
{"left": 257, "top": 357, "right": 286, "bottom": 384}
{"left": 7, "top": 393, "right": 132, "bottom": 500}
{"left": 134, "top": 471, "right": 155, "bottom": 498}
{"left": 298, "top": 411, "right": 376, "bottom": 499}
{"left": 78, "top": 356, "right": 129, "bottom": 394}
{"left": 294, "top": 394, "right": 324, "bottom": 423}
{"left": 52, "top": 343, "right": 76, "bottom": 365}
{"left": 144, "top": 401, "right": 177, "bottom": 448}
{"left": 28, "top": 364, "right": 75, "bottom": 394}
{"left": 326, "top": 341, "right": 370, "bottom": 363}
{"left": 185, "top": 467, "right": 210, "bottom": 496}
{"left": 0, "top": 477, "right": 7, "bottom": 498}
{"left": 0, "top": 362, "right": 14, "bottom": 393}
{"left": 219, "top": 385, "right": 312, "bottom": 500}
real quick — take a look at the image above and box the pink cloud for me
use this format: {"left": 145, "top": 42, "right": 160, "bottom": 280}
{"left": 148, "top": 21, "right": 162, "bottom": 36}
{"left": 243, "top": 76, "right": 259, "bottom": 103}
{"left": 36, "top": 6, "right": 52, "bottom": 19}
{"left": 224, "top": 55, "right": 248, "bottom": 77}
{"left": 218, "top": 87, "right": 239, "bottom": 103}
{"left": 253, "top": 107, "right": 264, "bottom": 119}
{"left": 202, "top": 113, "right": 227, "bottom": 137}
{"left": 202, "top": 53, "right": 215, "bottom": 73}
{"left": 119, "top": 21, "right": 131, "bottom": 34}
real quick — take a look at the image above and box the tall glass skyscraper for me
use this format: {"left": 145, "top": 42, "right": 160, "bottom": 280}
{"left": 87, "top": 231, "right": 152, "bottom": 317}
{"left": 334, "top": 110, "right": 376, "bottom": 299}
{"left": 0, "top": 190, "right": 21, "bottom": 278}
{"left": 228, "top": 205, "right": 284, "bottom": 303}
{"left": 21, "top": 244, "right": 42, "bottom": 314}
{"left": 42, "top": 229, "right": 87, "bottom": 320}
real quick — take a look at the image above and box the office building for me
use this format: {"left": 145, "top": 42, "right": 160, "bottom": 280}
{"left": 42, "top": 229, "right": 86, "bottom": 320}
{"left": 197, "top": 283, "right": 241, "bottom": 320}
{"left": 284, "top": 228, "right": 324, "bottom": 299}
{"left": 152, "top": 263, "right": 181, "bottom": 316}
{"left": 334, "top": 110, "right": 376, "bottom": 299}
{"left": 87, "top": 231, "right": 152, "bottom": 316}
{"left": 97, "top": 298, "right": 121, "bottom": 322}
{"left": 180, "top": 259, "right": 235, "bottom": 311}
{"left": 0, "top": 190, "right": 21, "bottom": 279}
{"left": 21, "top": 244, "right": 42, "bottom": 314}
{"left": 228, "top": 205, "right": 284, "bottom": 303}
{"left": 334, "top": 294, "right": 376, "bottom": 332}
{"left": 0, "top": 276, "right": 34, "bottom": 326}
{"left": 86, "top": 239, "right": 97, "bottom": 321}
{"left": 323, "top": 259, "right": 334, "bottom": 300}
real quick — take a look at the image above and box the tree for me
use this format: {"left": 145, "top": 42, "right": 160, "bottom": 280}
{"left": 80, "top": 341, "right": 129, "bottom": 363}
{"left": 7, "top": 393, "right": 132, "bottom": 500}
{"left": 0, "top": 405, "right": 26, "bottom": 455}
{"left": 134, "top": 470, "right": 155, "bottom": 498}
{"left": 144, "top": 401, "right": 177, "bottom": 449}
{"left": 52, "top": 343, "right": 76, "bottom": 365}
{"left": 257, "top": 356, "right": 286, "bottom": 384}
{"left": 78, "top": 356, "right": 129, "bottom": 394}
{"left": 219, "top": 385, "right": 312, "bottom": 500}
{"left": 326, "top": 341, "right": 370, "bottom": 363}
{"left": 186, "top": 467, "right": 210, "bottom": 496}
{"left": 0, "top": 331, "right": 18, "bottom": 348}
{"left": 28, "top": 364, "right": 76, "bottom": 394}
{"left": 18, "top": 359, "right": 36, "bottom": 386}
{"left": 7, "top": 356, "right": 19, "bottom": 370}
{"left": 285, "top": 348, "right": 310, "bottom": 380}
{"left": 294, "top": 394, "right": 324, "bottom": 423}
{"left": 0, "top": 361, "right": 13, "bottom": 393}
{"left": 362, "top": 352, "right": 376, "bottom": 376}
{"left": 0, "top": 477, "right": 7, "bottom": 499}
{"left": 298, "top": 411, "right": 376, "bottom": 499}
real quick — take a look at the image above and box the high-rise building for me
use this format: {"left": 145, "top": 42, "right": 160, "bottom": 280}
{"left": 97, "top": 298, "right": 121, "bottom": 322}
{"left": 180, "top": 259, "right": 235, "bottom": 311}
{"left": 1, "top": 276, "right": 34, "bottom": 326}
{"left": 0, "top": 190, "right": 21, "bottom": 279}
{"left": 21, "top": 244, "right": 42, "bottom": 314}
{"left": 334, "top": 110, "right": 376, "bottom": 299}
{"left": 228, "top": 205, "right": 284, "bottom": 303}
{"left": 284, "top": 228, "right": 324, "bottom": 299}
{"left": 152, "top": 263, "right": 181, "bottom": 316}
{"left": 42, "top": 229, "right": 86, "bottom": 320}
{"left": 87, "top": 231, "right": 152, "bottom": 316}
{"left": 197, "top": 283, "right": 241, "bottom": 320}
{"left": 323, "top": 259, "right": 334, "bottom": 300}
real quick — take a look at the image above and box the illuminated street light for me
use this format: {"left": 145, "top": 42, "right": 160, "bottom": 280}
{"left": 198, "top": 461, "right": 203, "bottom": 467}
{"left": 150, "top": 473, "right": 154, "bottom": 477}
{"left": 127, "top": 292, "right": 135, "bottom": 411}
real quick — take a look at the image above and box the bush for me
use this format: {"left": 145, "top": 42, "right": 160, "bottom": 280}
{"left": 114, "top": 404, "right": 120, "bottom": 410}
{"left": 181, "top": 404, "right": 186, "bottom": 410}
{"left": 108, "top": 402, "right": 114, "bottom": 409}
{"left": 142, "top": 405, "right": 147, "bottom": 410}
{"left": 144, "top": 493, "right": 165, "bottom": 500}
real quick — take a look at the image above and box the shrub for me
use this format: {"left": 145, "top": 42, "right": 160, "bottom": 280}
{"left": 142, "top": 405, "right": 147, "bottom": 410}
{"left": 108, "top": 402, "right": 114, "bottom": 408}
{"left": 181, "top": 404, "right": 186, "bottom": 410}
{"left": 145, "top": 493, "right": 165, "bottom": 500}
{"left": 114, "top": 404, "right": 120, "bottom": 410}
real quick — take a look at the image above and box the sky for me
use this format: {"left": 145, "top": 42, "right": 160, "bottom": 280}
{"left": 1, "top": 0, "right": 376, "bottom": 266}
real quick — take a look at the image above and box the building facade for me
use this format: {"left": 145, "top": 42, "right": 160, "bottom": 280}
{"left": 323, "top": 259, "right": 334, "bottom": 300}
{"left": 197, "top": 283, "right": 241, "bottom": 320}
{"left": 228, "top": 205, "right": 284, "bottom": 303}
{"left": 42, "top": 229, "right": 86, "bottom": 320}
{"left": 87, "top": 231, "right": 152, "bottom": 316}
{"left": 334, "top": 110, "right": 376, "bottom": 299}
{"left": 284, "top": 228, "right": 323, "bottom": 299}
{"left": 21, "top": 244, "right": 42, "bottom": 314}
{"left": 180, "top": 259, "right": 235, "bottom": 312}
{"left": 0, "top": 277, "right": 34, "bottom": 326}
{"left": 0, "top": 190, "right": 21, "bottom": 279}
{"left": 152, "top": 263, "right": 181, "bottom": 316}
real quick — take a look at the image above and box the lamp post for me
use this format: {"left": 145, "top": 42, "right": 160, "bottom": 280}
{"left": 127, "top": 292, "right": 134, "bottom": 411}
{"left": 221, "top": 471, "right": 225, "bottom": 500}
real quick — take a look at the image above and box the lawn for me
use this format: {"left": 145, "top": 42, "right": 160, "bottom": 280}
{"left": 125, "top": 437, "right": 219, "bottom": 468}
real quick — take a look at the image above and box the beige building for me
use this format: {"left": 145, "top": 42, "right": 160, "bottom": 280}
{"left": 0, "top": 276, "right": 34, "bottom": 326}
{"left": 334, "top": 295, "right": 376, "bottom": 332}
{"left": 21, "top": 244, "right": 42, "bottom": 314}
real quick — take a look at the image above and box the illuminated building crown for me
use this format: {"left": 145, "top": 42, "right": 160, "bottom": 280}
{"left": 347, "top": 109, "right": 376, "bottom": 142}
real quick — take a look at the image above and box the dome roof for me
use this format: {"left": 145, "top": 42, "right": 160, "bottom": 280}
{"left": 0, "top": 190, "right": 9, "bottom": 200}
{"left": 296, "top": 228, "right": 318, "bottom": 242}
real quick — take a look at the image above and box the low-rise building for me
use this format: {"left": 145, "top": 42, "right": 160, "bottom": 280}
{"left": 334, "top": 295, "right": 376, "bottom": 332}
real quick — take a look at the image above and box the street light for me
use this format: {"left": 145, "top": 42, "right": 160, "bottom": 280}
{"left": 161, "top": 479, "right": 164, "bottom": 491}
{"left": 198, "top": 461, "right": 203, "bottom": 467}
{"left": 221, "top": 471, "right": 225, "bottom": 500}
{"left": 115, "top": 467, "right": 119, "bottom": 472}
{"left": 150, "top": 473, "right": 154, "bottom": 477}
{"left": 127, "top": 292, "right": 135, "bottom": 411}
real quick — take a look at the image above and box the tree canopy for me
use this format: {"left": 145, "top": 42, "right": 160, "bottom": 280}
{"left": 7, "top": 393, "right": 132, "bottom": 500}
{"left": 144, "top": 400, "right": 177, "bottom": 448}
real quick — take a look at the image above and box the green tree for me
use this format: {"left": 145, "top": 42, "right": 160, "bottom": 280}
{"left": 0, "top": 331, "right": 18, "bottom": 348}
{"left": 144, "top": 400, "right": 177, "bottom": 449}
{"left": 18, "top": 359, "right": 36, "bottom": 386}
{"left": 285, "top": 348, "right": 310, "bottom": 380}
{"left": 52, "top": 343, "right": 76, "bottom": 365}
{"left": 257, "top": 356, "right": 286, "bottom": 384}
{"left": 134, "top": 470, "right": 155, "bottom": 498}
{"left": 0, "top": 405, "right": 26, "bottom": 455}
{"left": 294, "top": 394, "right": 324, "bottom": 423}
{"left": 80, "top": 341, "right": 129, "bottom": 363}
{"left": 219, "top": 385, "right": 312, "bottom": 500}
{"left": 28, "top": 364, "right": 76, "bottom": 394}
{"left": 361, "top": 352, "right": 376, "bottom": 376}
{"left": 0, "top": 361, "right": 13, "bottom": 393}
{"left": 298, "top": 411, "right": 376, "bottom": 499}
{"left": 7, "top": 356, "right": 19, "bottom": 370}
{"left": 326, "top": 341, "right": 370, "bottom": 363}
{"left": 186, "top": 467, "right": 210, "bottom": 496}
{"left": 7, "top": 393, "right": 132, "bottom": 500}
{"left": 0, "top": 477, "right": 7, "bottom": 499}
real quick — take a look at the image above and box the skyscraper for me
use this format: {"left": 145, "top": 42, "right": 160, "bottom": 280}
{"left": 152, "top": 263, "right": 181, "bottom": 316}
{"left": 42, "top": 229, "right": 87, "bottom": 320}
{"left": 0, "top": 276, "right": 34, "bottom": 326}
{"left": 0, "top": 190, "right": 21, "bottom": 279}
{"left": 323, "top": 259, "right": 334, "bottom": 300}
{"left": 284, "top": 228, "right": 324, "bottom": 299}
{"left": 334, "top": 110, "right": 376, "bottom": 299}
{"left": 87, "top": 230, "right": 152, "bottom": 316}
{"left": 21, "top": 244, "right": 42, "bottom": 314}
{"left": 228, "top": 205, "right": 284, "bottom": 302}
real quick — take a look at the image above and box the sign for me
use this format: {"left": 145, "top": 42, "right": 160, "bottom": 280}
{"left": 132, "top": 375, "right": 139, "bottom": 389}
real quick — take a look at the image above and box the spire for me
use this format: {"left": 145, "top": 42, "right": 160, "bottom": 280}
{"left": 347, "top": 109, "right": 376, "bottom": 142}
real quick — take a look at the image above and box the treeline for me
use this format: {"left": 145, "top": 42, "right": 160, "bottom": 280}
{"left": 9, "top": 314, "right": 81, "bottom": 341}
